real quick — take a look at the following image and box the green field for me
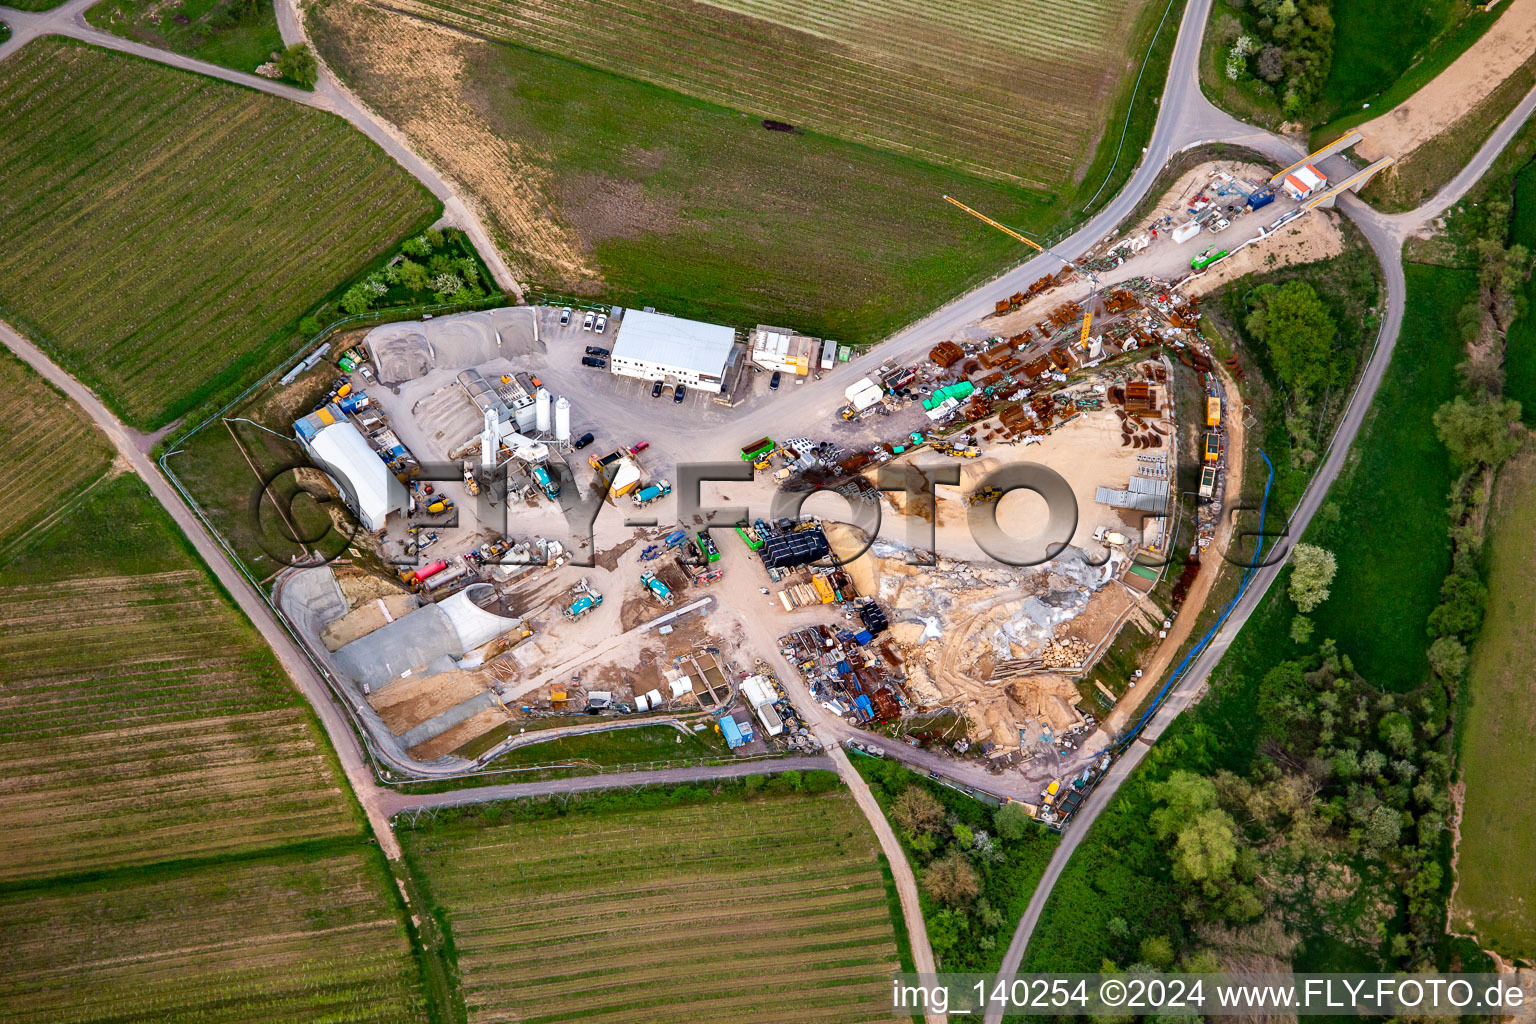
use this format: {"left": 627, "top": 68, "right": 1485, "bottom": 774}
{"left": 1316, "top": 0, "right": 1499, "bottom": 129}
{"left": 85, "top": 0, "right": 286, "bottom": 75}
{"left": 0, "top": 379, "right": 429, "bottom": 1019}
{"left": 404, "top": 783, "right": 901, "bottom": 1022}
{"left": 0, "top": 849, "right": 429, "bottom": 1023}
{"left": 0, "top": 349, "right": 113, "bottom": 554}
{"left": 1299, "top": 263, "right": 1467, "bottom": 688}
{"left": 469, "top": 721, "right": 727, "bottom": 766}
{"left": 0, "top": 38, "right": 438, "bottom": 429}
{"left": 308, "top": 0, "right": 1180, "bottom": 343}
{"left": 1503, "top": 159, "right": 1536, "bottom": 422}
{"left": 368, "top": 0, "right": 1153, "bottom": 187}
{"left": 1450, "top": 452, "right": 1536, "bottom": 959}
{"left": 0, "top": 475, "right": 358, "bottom": 881}
{"left": 1204, "top": 0, "right": 1500, "bottom": 132}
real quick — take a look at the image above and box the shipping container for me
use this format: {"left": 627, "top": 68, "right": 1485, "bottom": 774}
{"left": 1205, "top": 396, "right": 1221, "bottom": 427}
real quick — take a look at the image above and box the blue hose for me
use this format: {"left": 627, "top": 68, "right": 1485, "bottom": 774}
{"left": 1114, "top": 449, "right": 1275, "bottom": 751}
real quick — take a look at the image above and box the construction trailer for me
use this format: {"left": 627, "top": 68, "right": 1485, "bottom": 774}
{"left": 1199, "top": 465, "right": 1218, "bottom": 499}
{"left": 1206, "top": 396, "right": 1221, "bottom": 427}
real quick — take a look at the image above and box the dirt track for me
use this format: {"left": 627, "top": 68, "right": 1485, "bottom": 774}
{"left": 1356, "top": 0, "right": 1536, "bottom": 161}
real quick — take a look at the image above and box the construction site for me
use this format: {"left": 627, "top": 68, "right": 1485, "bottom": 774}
{"left": 259, "top": 140, "right": 1393, "bottom": 791}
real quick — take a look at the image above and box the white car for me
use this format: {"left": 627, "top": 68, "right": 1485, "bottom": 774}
{"left": 582, "top": 311, "right": 595, "bottom": 331}
{"left": 559, "top": 307, "right": 572, "bottom": 326}
{"left": 594, "top": 314, "right": 607, "bottom": 334}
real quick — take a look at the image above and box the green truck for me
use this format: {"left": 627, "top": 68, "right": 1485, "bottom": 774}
{"left": 1191, "top": 246, "right": 1228, "bottom": 271}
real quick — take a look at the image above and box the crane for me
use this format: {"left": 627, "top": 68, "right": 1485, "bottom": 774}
{"left": 943, "top": 194, "right": 1101, "bottom": 351}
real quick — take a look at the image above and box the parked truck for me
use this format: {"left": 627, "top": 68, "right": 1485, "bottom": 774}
{"left": 562, "top": 578, "right": 603, "bottom": 619}
{"left": 632, "top": 480, "right": 672, "bottom": 507}
{"left": 532, "top": 464, "right": 560, "bottom": 501}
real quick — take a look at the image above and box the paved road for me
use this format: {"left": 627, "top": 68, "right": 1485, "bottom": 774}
{"left": 0, "top": 0, "right": 522, "bottom": 300}
{"left": 380, "top": 756, "right": 835, "bottom": 814}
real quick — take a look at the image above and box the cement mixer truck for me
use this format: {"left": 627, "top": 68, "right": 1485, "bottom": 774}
{"left": 532, "top": 464, "right": 560, "bottom": 502}
{"left": 632, "top": 480, "right": 671, "bottom": 507}
{"left": 562, "top": 578, "right": 603, "bottom": 620}
{"left": 640, "top": 570, "right": 673, "bottom": 606}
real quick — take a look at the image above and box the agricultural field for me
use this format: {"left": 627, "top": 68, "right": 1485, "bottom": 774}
{"left": 306, "top": 0, "right": 1175, "bottom": 342}
{"left": 366, "top": 0, "right": 1153, "bottom": 188}
{"left": 0, "top": 849, "right": 429, "bottom": 1024}
{"left": 0, "top": 474, "right": 357, "bottom": 882}
{"left": 1450, "top": 452, "right": 1536, "bottom": 960}
{"left": 85, "top": 0, "right": 286, "bottom": 76}
{"left": 0, "top": 348, "right": 113, "bottom": 554}
{"left": 0, "top": 38, "right": 438, "bottom": 429}
{"left": 404, "top": 784, "right": 902, "bottom": 1022}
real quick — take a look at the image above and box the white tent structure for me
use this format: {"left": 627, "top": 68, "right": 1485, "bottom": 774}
{"left": 334, "top": 584, "right": 523, "bottom": 688}
{"left": 302, "top": 419, "right": 407, "bottom": 532}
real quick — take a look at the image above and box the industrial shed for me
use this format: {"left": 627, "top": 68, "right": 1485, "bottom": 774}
{"left": 294, "top": 405, "right": 407, "bottom": 531}
{"left": 609, "top": 308, "right": 736, "bottom": 392}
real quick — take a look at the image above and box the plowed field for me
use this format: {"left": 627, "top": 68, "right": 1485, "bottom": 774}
{"left": 406, "top": 791, "right": 901, "bottom": 1022}
{"left": 0, "top": 38, "right": 437, "bottom": 428}
{"left": 0, "top": 480, "right": 355, "bottom": 881}
{"left": 0, "top": 850, "right": 429, "bottom": 1023}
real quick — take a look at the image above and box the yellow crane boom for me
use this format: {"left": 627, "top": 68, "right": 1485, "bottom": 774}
{"left": 944, "top": 194, "right": 1100, "bottom": 350}
{"left": 942, "top": 194, "right": 1045, "bottom": 253}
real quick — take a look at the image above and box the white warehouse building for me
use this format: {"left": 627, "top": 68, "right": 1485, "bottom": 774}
{"left": 607, "top": 308, "right": 736, "bottom": 393}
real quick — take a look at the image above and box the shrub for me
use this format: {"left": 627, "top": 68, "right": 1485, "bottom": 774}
{"left": 276, "top": 43, "right": 317, "bottom": 88}
{"left": 1288, "top": 543, "right": 1336, "bottom": 612}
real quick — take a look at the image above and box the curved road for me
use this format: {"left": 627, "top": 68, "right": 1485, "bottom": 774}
{"left": 5, "top": 0, "right": 1536, "bottom": 1014}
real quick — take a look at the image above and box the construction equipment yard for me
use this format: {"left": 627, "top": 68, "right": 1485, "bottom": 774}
{"left": 191, "top": 138, "right": 1392, "bottom": 822}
